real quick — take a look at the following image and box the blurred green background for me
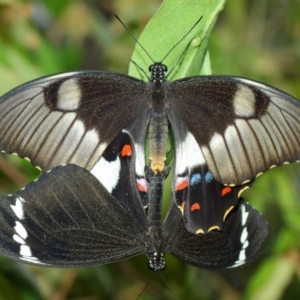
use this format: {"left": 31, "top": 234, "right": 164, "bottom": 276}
{"left": 0, "top": 0, "right": 300, "bottom": 299}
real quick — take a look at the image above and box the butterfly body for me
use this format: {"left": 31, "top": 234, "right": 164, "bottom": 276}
{"left": 144, "top": 166, "right": 170, "bottom": 271}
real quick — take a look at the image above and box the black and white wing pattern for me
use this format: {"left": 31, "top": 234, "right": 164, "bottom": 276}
{"left": 0, "top": 62, "right": 297, "bottom": 259}
{"left": 171, "top": 149, "right": 251, "bottom": 233}
{"left": 163, "top": 75, "right": 300, "bottom": 233}
{"left": 169, "top": 76, "right": 300, "bottom": 186}
{"left": 0, "top": 101, "right": 268, "bottom": 268}
{"left": 0, "top": 163, "right": 148, "bottom": 267}
{"left": 0, "top": 71, "right": 148, "bottom": 172}
{"left": 0, "top": 162, "right": 267, "bottom": 269}
{"left": 163, "top": 198, "right": 268, "bottom": 269}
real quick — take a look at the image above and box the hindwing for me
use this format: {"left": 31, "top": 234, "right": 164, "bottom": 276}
{"left": 163, "top": 198, "right": 268, "bottom": 269}
{"left": 0, "top": 164, "right": 147, "bottom": 267}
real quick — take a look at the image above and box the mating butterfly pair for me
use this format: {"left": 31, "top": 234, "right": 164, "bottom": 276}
{"left": 0, "top": 44, "right": 299, "bottom": 270}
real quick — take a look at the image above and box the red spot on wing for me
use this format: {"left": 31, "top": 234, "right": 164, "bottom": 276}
{"left": 121, "top": 144, "right": 132, "bottom": 157}
{"left": 191, "top": 203, "right": 201, "bottom": 211}
{"left": 175, "top": 177, "right": 189, "bottom": 191}
{"left": 221, "top": 186, "right": 232, "bottom": 196}
{"left": 137, "top": 179, "right": 148, "bottom": 193}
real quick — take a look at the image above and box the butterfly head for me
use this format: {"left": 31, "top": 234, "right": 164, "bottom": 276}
{"left": 149, "top": 63, "right": 167, "bottom": 83}
{"left": 147, "top": 251, "right": 166, "bottom": 272}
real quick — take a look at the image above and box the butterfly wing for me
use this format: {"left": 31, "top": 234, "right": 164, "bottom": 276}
{"left": 167, "top": 107, "right": 252, "bottom": 233}
{"left": 0, "top": 164, "right": 148, "bottom": 267}
{"left": 172, "top": 158, "right": 251, "bottom": 233}
{"left": 163, "top": 199, "right": 268, "bottom": 269}
{"left": 0, "top": 71, "right": 148, "bottom": 171}
{"left": 169, "top": 76, "right": 300, "bottom": 186}
{"left": 97, "top": 129, "right": 148, "bottom": 219}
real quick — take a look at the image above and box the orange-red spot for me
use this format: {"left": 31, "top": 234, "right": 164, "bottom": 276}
{"left": 191, "top": 203, "right": 201, "bottom": 211}
{"left": 175, "top": 178, "right": 189, "bottom": 191}
{"left": 222, "top": 186, "right": 232, "bottom": 196}
{"left": 137, "top": 181, "right": 147, "bottom": 193}
{"left": 121, "top": 144, "right": 132, "bottom": 157}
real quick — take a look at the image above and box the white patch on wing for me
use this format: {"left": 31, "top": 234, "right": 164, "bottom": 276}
{"left": 134, "top": 143, "right": 146, "bottom": 177}
{"left": 229, "top": 261, "right": 244, "bottom": 268}
{"left": 224, "top": 124, "right": 252, "bottom": 181}
{"left": 227, "top": 205, "right": 250, "bottom": 268}
{"left": 91, "top": 156, "right": 121, "bottom": 193}
{"left": 10, "top": 196, "right": 26, "bottom": 220}
{"left": 240, "top": 227, "right": 248, "bottom": 244}
{"left": 68, "top": 119, "right": 86, "bottom": 141}
{"left": 176, "top": 132, "right": 205, "bottom": 175}
{"left": 52, "top": 119, "right": 86, "bottom": 163}
{"left": 233, "top": 84, "right": 256, "bottom": 117}
{"left": 22, "top": 110, "right": 63, "bottom": 157}
{"left": 121, "top": 129, "right": 146, "bottom": 178}
{"left": 73, "top": 129, "right": 106, "bottom": 169}
{"left": 81, "top": 128, "right": 99, "bottom": 144}
{"left": 19, "top": 256, "right": 47, "bottom": 265}
{"left": 38, "top": 112, "right": 77, "bottom": 165}
{"left": 235, "top": 118, "right": 264, "bottom": 172}
{"left": 243, "top": 240, "right": 249, "bottom": 249}
{"left": 241, "top": 204, "right": 249, "bottom": 226}
{"left": 57, "top": 78, "right": 81, "bottom": 110}
{"left": 11, "top": 221, "right": 47, "bottom": 265}
{"left": 14, "top": 221, "right": 28, "bottom": 239}
{"left": 238, "top": 249, "right": 246, "bottom": 261}
{"left": 13, "top": 234, "right": 25, "bottom": 244}
{"left": 207, "top": 132, "right": 236, "bottom": 183}
{"left": 20, "top": 245, "right": 32, "bottom": 257}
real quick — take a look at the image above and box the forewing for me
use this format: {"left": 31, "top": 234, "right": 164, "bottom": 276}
{"left": 169, "top": 76, "right": 300, "bottom": 185}
{"left": 163, "top": 199, "right": 268, "bottom": 269}
{"left": 0, "top": 71, "right": 147, "bottom": 171}
{"left": 0, "top": 164, "right": 147, "bottom": 267}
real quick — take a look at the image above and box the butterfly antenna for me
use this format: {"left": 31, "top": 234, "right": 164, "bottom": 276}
{"left": 130, "top": 59, "right": 151, "bottom": 80}
{"left": 160, "top": 272, "right": 180, "bottom": 300}
{"left": 135, "top": 273, "right": 155, "bottom": 300}
{"left": 166, "top": 39, "right": 193, "bottom": 79}
{"left": 115, "top": 15, "right": 155, "bottom": 63}
{"left": 160, "top": 16, "right": 203, "bottom": 63}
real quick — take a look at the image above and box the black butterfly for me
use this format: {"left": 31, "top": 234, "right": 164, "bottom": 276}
{"left": 0, "top": 39, "right": 299, "bottom": 269}
{"left": 0, "top": 135, "right": 267, "bottom": 269}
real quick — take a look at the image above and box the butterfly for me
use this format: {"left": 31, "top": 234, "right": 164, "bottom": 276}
{"left": 0, "top": 138, "right": 267, "bottom": 269}
{"left": 0, "top": 22, "right": 299, "bottom": 269}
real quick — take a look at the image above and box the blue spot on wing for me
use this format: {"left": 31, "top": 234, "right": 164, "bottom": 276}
{"left": 190, "top": 173, "right": 201, "bottom": 186}
{"left": 205, "top": 171, "right": 213, "bottom": 184}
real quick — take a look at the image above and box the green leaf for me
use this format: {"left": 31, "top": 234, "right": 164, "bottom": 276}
{"left": 128, "top": 0, "right": 226, "bottom": 81}
{"left": 246, "top": 256, "right": 296, "bottom": 300}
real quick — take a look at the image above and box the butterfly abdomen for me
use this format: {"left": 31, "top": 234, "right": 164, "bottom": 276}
{"left": 148, "top": 114, "right": 169, "bottom": 172}
{"left": 145, "top": 166, "right": 169, "bottom": 272}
